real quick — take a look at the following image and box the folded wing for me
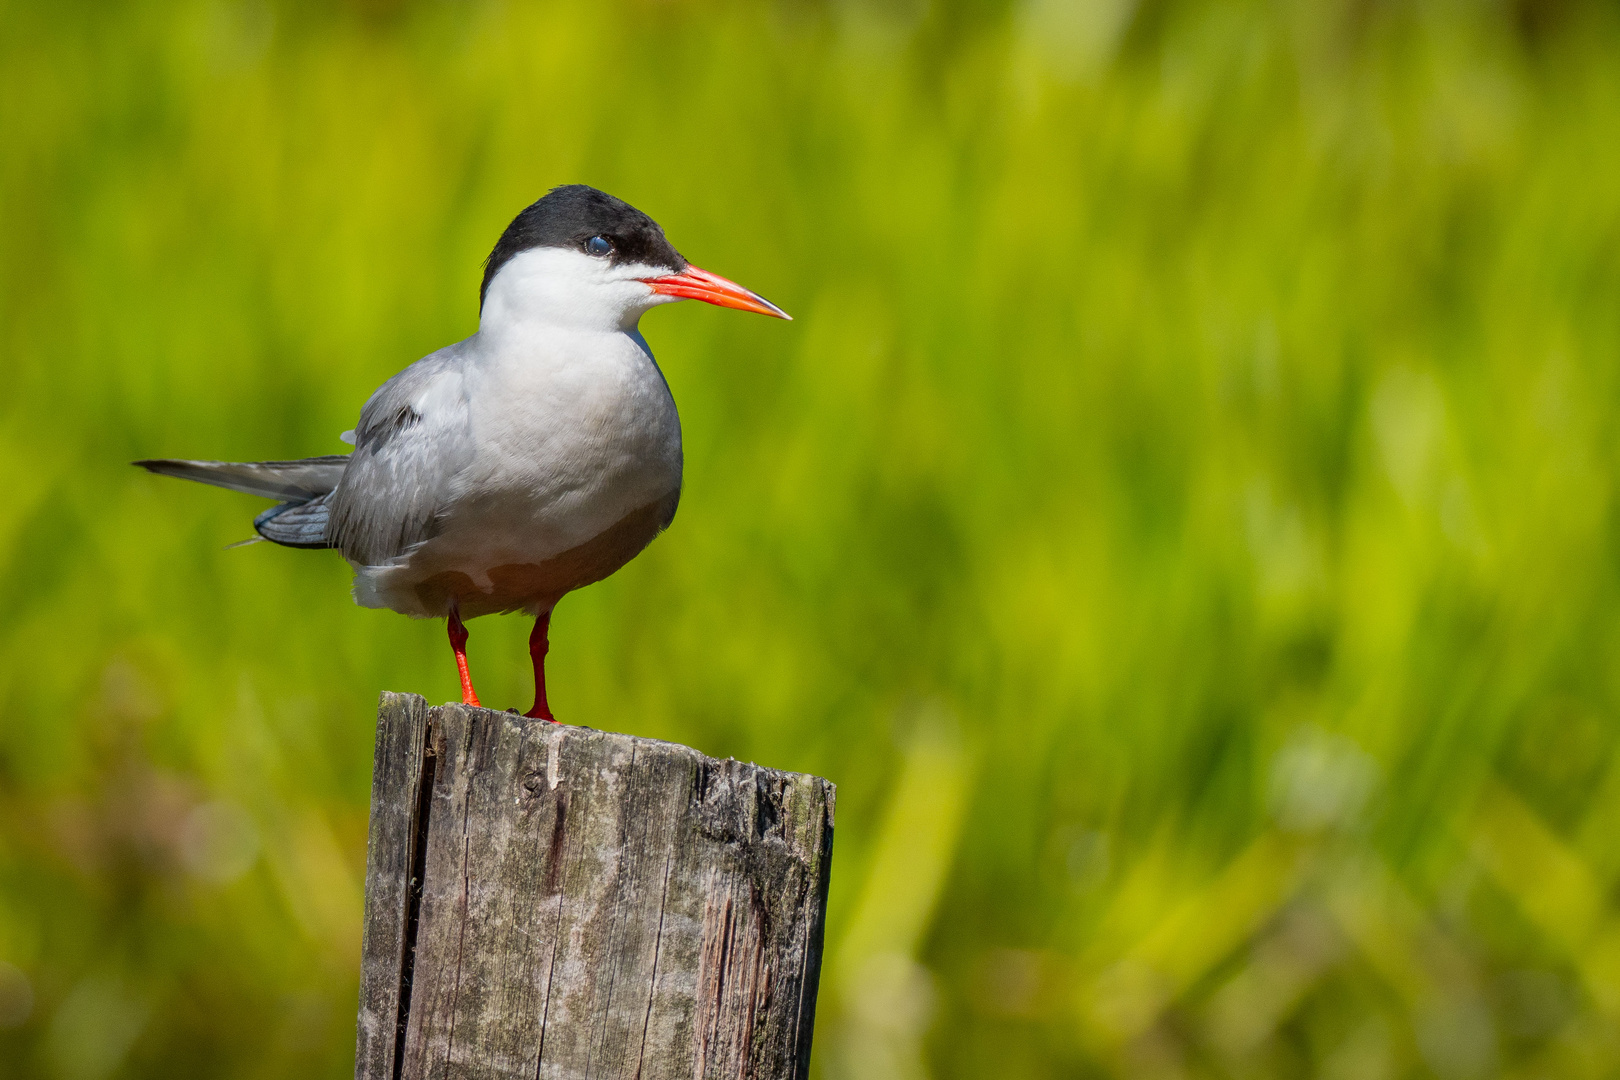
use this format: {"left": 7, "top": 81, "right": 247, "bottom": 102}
{"left": 253, "top": 494, "right": 334, "bottom": 548}
{"left": 326, "top": 344, "right": 476, "bottom": 566}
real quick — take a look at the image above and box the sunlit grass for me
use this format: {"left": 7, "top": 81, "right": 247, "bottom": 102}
{"left": 3, "top": 0, "right": 1620, "bottom": 1076}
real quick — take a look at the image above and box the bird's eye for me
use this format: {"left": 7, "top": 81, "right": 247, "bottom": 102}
{"left": 584, "top": 235, "right": 612, "bottom": 257}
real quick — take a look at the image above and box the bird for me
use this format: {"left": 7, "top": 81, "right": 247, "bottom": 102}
{"left": 136, "top": 184, "right": 790, "bottom": 721}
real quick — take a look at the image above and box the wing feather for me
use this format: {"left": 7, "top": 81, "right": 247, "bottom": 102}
{"left": 254, "top": 495, "right": 333, "bottom": 548}
{"left": 326, "top": 342, "right": 476, "bottom": 566}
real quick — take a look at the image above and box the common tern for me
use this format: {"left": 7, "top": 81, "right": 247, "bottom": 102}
{"left": 137, "top": 185, "right": 790, "bottom": 720}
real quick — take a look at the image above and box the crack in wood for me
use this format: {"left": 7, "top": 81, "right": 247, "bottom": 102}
{"left": 584, "top": 742, "right": 639, "bottom": 1079}
{"left": 694, "top": 883, "right": 770, "bottom": 1079}
{"left": 632, "top": 846, "right": 676, "bottom": 1080}
{"left": 531, "top": 863, "right": 568, "bottom": 1080}
{"left": 441, "top": 719, "right": 476, "bottom": 1068}
{"left": 390, "top": 717, "right": 437, "bottom": 1080}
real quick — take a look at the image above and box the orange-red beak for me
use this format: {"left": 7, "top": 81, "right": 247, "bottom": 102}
{"left": 642, "top": 264, "right": 791, "bottom": 320}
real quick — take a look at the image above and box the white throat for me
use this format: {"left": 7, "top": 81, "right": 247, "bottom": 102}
{"left": 478, "top": 247, "right": 679, "bottom": 338}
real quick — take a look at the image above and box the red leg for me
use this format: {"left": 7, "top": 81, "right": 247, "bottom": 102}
{"left": 447, "top": 600, "right": 481, "bottom": 707}
{"left": 524, "top": 610, "right": 556, "bottom": 722}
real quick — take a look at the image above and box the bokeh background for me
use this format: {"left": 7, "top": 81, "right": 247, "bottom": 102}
{"left": 3, "top": 0, "right": 1620, "bottom": 1076}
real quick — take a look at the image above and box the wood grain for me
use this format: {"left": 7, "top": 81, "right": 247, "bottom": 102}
{"left": 356, "top": 694, "right": 835, "bottom": 1080}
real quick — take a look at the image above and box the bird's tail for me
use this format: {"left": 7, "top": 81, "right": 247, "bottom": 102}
{"left": 134, "top": 455, "right": 349, "bottom": 499}
{"left": 134, "top": 455, "right": 349, "bottom": 549}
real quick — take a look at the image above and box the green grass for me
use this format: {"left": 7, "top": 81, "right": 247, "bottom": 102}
{"left": 4, "top": 0, "right": 1620, "bottom": 1076}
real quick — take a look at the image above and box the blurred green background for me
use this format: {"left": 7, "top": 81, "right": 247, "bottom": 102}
{"left": 3, "top": 0, "right": 1620, "bottom": 1076}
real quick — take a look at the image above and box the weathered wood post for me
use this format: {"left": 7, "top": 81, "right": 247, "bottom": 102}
{"left": 355, "top": 693, "right": 835, "bottom": 1080}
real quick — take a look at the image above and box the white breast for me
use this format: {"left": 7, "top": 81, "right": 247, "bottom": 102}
{"left": 451, "top": 324, "right": 681, "bottom": 553}
{"left": 352, "top": 325, "right": 682, "bottom": 614}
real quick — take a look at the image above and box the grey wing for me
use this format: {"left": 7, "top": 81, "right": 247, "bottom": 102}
{"left": 254, "top": 494, "right": 334, "bottom": 547}
{"left": 326, "top": 343, "right": 476, "bottom": 566}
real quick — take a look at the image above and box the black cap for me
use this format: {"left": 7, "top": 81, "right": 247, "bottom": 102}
{"left": 480, "top": 185, "right": 687, "bottom": 308}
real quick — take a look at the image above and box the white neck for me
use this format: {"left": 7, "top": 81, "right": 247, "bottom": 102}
{"left": 477, "top": 247, "right": 679, "bottom": 339}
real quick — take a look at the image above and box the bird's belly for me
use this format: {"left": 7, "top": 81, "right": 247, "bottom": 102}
{"left": 351, "top": 479, "right": 679, "bottom": 618}
{"left": 354, "top": 404, "right": 682, "bottom": 617}
{"left": 392, "top": 486, "right": 680, "bottom": 618}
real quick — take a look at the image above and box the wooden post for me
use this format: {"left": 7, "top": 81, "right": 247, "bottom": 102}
{"left": 355, "top": 693, "right": 836, "bottom": 1080}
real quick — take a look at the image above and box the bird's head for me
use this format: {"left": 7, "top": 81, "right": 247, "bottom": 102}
{"left": 477, "top": 185, "right": 790, "bottom": 334}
